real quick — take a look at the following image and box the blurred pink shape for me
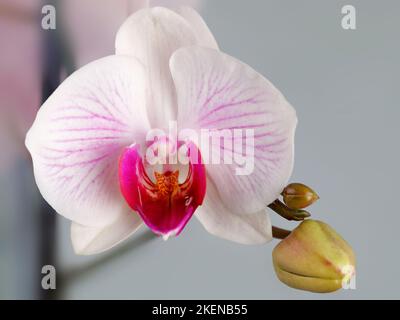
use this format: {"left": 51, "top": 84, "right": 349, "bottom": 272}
{"left": 61, "top": 0, "right": 148, "bottom": 67}
{"left": 0, "top": 0, "right": 41, "bottom": 167}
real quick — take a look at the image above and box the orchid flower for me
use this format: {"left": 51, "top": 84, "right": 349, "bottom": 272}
{"left": 26, "top": 7, "right": 297, "bottom": 255}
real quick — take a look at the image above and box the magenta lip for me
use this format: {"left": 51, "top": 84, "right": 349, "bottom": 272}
{"left": 118, "top": 142, "right": 206, "bottom": 236}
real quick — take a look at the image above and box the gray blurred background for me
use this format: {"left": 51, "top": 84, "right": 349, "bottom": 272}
{"left": 1, "top": 0, "right": 399, "bottom": 299}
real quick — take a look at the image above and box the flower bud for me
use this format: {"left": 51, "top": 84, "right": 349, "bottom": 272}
{"left": 272, "top": 220, "right": 355, "bottom": 293}
{"left": 281, "top": 183, "right": 319, "bottom": 209}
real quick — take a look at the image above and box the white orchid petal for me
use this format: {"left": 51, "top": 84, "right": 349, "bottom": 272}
{"left": 115, "top": 7, "right": 198, "bottom": 127}
{"left": 71, "top": 211, "right": 143, "bottom": 255}
{"left": 175, "top": 6, "right": 219, "bottom": 50}
{"left": 170, "top": 46, "right": 297, "bottom": 215}
{"left": 26, "top": 55, "right": 150, "bottom": 227}
{"left": 196, "top": 179, "right": 272, "bottom": 244}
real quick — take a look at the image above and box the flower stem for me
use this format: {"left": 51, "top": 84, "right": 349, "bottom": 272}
{"left": 272, "top": 226, "right": 291, "bottom": 239}
{"left": 268, "top": 199, "right": 310, "bottom": 221}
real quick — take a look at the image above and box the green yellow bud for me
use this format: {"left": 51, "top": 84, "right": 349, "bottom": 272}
{"left": 272, "top": 220, "right": 355, "bottom": 293}
{"left": 281, "top": 183, "right": 319, "bottom": 209}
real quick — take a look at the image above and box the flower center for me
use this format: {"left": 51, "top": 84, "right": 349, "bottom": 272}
{"left": 154, "top": 171, "right": 179, "bottom": 198}
{"left": 119, "top": 141, "right": 206, "bottom": 238}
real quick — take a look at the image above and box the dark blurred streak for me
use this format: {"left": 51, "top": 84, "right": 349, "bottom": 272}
{"left": 41, "top": 1, "right": 65, "bottom": 98}
{"left": 37, "top": 0, "right": 74, "bottom": 300}
{"left": 60, "top": 231, "right": 158, "bottom": 286}
{"left": 37, "top": 0, "right": 60, "bottom": 300}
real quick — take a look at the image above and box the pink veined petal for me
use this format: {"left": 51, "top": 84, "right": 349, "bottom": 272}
{"left": 170, "top": 46, "right": 297, "bottom": 215}
{"left": 115, "top": 7, "right": 198, "bottom": 128}
{"left": 71, "top": 211, "right": 143, "bottom": 255}
{"left": 196, "top": 179, "right": 272, "bottom": 244}
{"left": 26, "top": 55, "right": 150, "bottom": 227}
{"left": 119, "top": 142, "right": 206, "bottom": 237}
{"left": 174, "top": 6, "right": 219, "bottom": 50}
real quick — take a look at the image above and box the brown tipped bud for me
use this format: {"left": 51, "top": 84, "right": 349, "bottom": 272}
{"left": 272, "top": 220, "right": 356, "bottom": 293}
{"left": 281, "top": 183, "right": 319, "bottom": 209}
